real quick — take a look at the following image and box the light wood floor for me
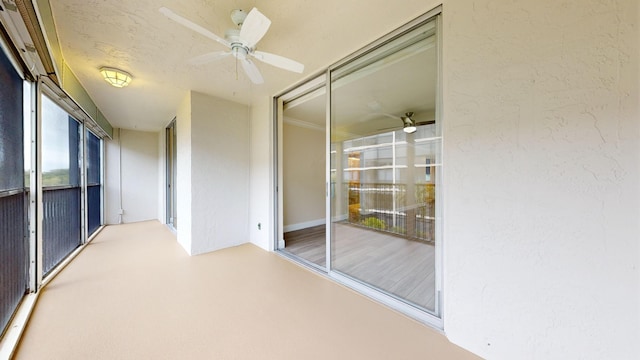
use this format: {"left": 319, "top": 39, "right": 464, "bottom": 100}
{"left": 284, "top": 223, "right": 436, "bottom": 310}
{"left": 14, "top": 221, "right": 479, "bottom": 360}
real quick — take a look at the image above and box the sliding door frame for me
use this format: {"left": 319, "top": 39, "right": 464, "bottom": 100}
{"left": 274, "top": 6, "right": 443, "bottom": 328}
{"left": 274, "top": 74, "right": 327, "bottom": 271}
{"left": 165, "top": 118, "right": 177, "bottom": 230}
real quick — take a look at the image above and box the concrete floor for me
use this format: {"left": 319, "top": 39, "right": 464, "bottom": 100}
{"left": 15, "top": 221, "right": 480, "bottom": 360}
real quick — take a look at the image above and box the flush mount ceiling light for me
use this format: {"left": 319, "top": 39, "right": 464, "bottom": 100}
{"left": 402, "top": 112, "right": 417, "bottom": 133}
{"left": 99, "top": 67, "right": 133, "bottom": 88}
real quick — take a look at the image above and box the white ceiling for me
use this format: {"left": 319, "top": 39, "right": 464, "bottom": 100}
{"left": 48, "top": 0, "right": 432, "bottom": 131}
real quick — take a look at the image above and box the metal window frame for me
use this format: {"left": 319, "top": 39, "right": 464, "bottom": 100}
{"left": 84, "top": 127, "right": 104, "bottom": 237}
{"left": 37, "top": 78, "right": 97, "bottom": 282}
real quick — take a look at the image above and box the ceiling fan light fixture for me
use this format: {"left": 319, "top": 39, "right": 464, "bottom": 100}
{"left": 403, "top": 124, "right": 417, "bottom": 133}
{"left": 100, "top": 67, "right": 133, "bottom": 88}
{"left": 402, "top": 112, "right": 417, "bottom": 133}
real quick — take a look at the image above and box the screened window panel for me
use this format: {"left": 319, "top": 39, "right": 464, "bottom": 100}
{"left": 86, "top": 130, "right": 101, "bottom": 235}
{"left": 0, "top": 47, "right": 27, "bottom": 335}
{"left": 0, "top": 47, "right": 24, "bottom": 191}
{"left": 42, "top": 96, "right": 82, "bottom": 274}
{"left": 86, "top": 130, "right": 100, "bottom": 185}
{"left": 41, "top": 96, "right": 81, "bottom": 187}
{"left": 42, "top": 187, "right": 81, "bottom": 274}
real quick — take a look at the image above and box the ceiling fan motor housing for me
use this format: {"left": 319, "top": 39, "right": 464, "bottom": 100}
{"left": 225, "top": 29, "right": 250, "bottom": 58}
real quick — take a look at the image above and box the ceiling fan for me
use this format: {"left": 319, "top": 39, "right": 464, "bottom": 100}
{"left": 159, "top": 6, "right": 304, "bottom": 84}
{"left": 374, "top": 112, "right": 435, "bottom": 133}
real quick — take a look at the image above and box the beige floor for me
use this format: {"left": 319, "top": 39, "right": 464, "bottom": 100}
{"left": 14, "top": 221, "right": 480, "bottom": 360}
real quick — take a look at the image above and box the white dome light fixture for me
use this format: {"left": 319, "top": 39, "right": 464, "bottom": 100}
{"left": 100, "top": 67, "right": 133, "bottom": 88}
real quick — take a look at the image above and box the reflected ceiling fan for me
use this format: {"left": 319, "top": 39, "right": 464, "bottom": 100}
{"left": 159, "top": 6, "right": 304, "bottom": 84}
{"left": 375, "top": 112, "right": 435, "bottom": 133}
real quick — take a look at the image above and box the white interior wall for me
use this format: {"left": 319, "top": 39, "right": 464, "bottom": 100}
{"left": 157, "top": 127, "right": 166, "bottom": 225}
{"left": 442, "top": 1, "right": 639, "bottom": 359}
{"left": 189, "top": 91, "right": 250, "bottom": 255}
{"left": 249, "top": 0, "right": 639, "bottom": 359}
{"left": 176, "top": 92, "right": 192, "bottom": 253}
{"left": 104, "top": 129, "right": 121, "bottom": 225}
{"left": 249, "top": 97, "right": 272, "bottom": 250}
{"left": 175, "top": 91, "right": 250, "bottom": 255}
{"left": 104, "top": 128, "right": 159, "bottom": 224}
{"left": 282, "top": 121, "right": 325, "bottom": 231}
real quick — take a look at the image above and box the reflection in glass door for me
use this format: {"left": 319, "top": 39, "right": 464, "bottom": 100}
{"left": 279, "top": 80, "right": 327, "bottom": 269}
{"left": 275, "top": 10, "right": 441, "bottom": 322}
{"left": 330, "top": 17, "right": 440, "bottom": 314}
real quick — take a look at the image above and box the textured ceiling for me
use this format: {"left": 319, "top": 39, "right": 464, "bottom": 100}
{"left": 48, "top": 0, "right": 432, "bottom": 131}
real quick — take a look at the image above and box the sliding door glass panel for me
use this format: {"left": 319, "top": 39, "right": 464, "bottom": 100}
{"left": 0, "top": 47, "right": 27, "bottom": 335}
{"left": 281, "top": 85, "right": 327, "bottom": 269}
{"left": 86, "top": 130, "right": 102, "bottom": 235}
{"left": 330, "top": 19, "right": 440, "bottom": 312}
{"left": 42, "top": 95, "right": 82, "bottom": 275}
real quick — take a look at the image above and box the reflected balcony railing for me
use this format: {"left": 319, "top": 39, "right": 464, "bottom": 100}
{"left": 345, "top": 182, "right": 435, "bottom": 243}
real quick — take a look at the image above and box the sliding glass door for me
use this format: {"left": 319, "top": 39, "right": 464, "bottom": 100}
{"left": 276, "top": 10, "right": 441, "bottom": 323}
{"left": 278, "top": 78, "right": 327, "bottom": 269}
{"left": 329, "top": 18, "right": 440, "bottom": 313}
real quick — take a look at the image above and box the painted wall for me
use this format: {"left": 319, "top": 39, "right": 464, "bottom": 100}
{"left": 191, "top": 91, "right": 250, "bottom": 254}
{"left": 157, "top": 128, "right": 166, "bottom": 224}
{"left": 104, "top": 128, "right": 159, "bottom": 224}
{"left": 442, "top": 1, "right": 639, "bottom": 359}
{"left": 249, "top": 0, "right": 640, "bottom": 359}
{"left": 176, "top": 92, "right": 192, "bottom": 253}
{"left": 282, "top": 121, "right": 325, "bottom": 231}
{"left": 248, "top": 97, "right": 272, "bottom": 250}
{"left": 176, "top": 91, "right": 250, "bottom": 255}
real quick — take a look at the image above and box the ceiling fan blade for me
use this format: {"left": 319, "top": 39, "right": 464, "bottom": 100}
{"left": 240, "top": 58, "right": 264, "bottom": 84}
{"left": 189, "top": 51, "right": 231, "bottom": 65}
{"left": 252, "top": 51, "right": 304, "bottom": 73}
{"left": 239, "top": 8, "right": 271, "bottom": 48}
{"left": 159, "top": 7, "right": 230, "bottom": 48}
{"left": 416, "top": 120, "right": 436, "bottom": 126}
{"left": 376, "top": 120, "right": 435, "bottom": 131}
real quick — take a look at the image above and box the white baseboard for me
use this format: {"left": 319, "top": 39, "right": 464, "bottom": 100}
{"left": 283, "top": 218, "right": 326, "bottom": 233}
{"left": 332, "top": 214, "right": 348, "bottom": 222}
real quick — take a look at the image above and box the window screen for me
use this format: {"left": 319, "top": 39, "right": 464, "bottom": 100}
{"left": 0, "top": 46, "right": 27, "bottom": 335}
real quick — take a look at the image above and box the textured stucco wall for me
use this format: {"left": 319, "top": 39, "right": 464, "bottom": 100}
{"left": 157, "top": 129, "right": 166, "bottom": 225}
{"left": 248, "top": 97, "right": 273, "bottom": 251}
{"left": 442, "top": 0, "right": 639, "bottom": 359}
{"left": 176, "top": 92, "right": 192, "bottom": 254}
{"left": 189, "top": 91, "right": 250, "bottom": 255}
{"left": 104, "top": 128, "right": 159, "bottom": 224}
{"left": 248, "top": 0, "right": 639, "bottom": 358}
